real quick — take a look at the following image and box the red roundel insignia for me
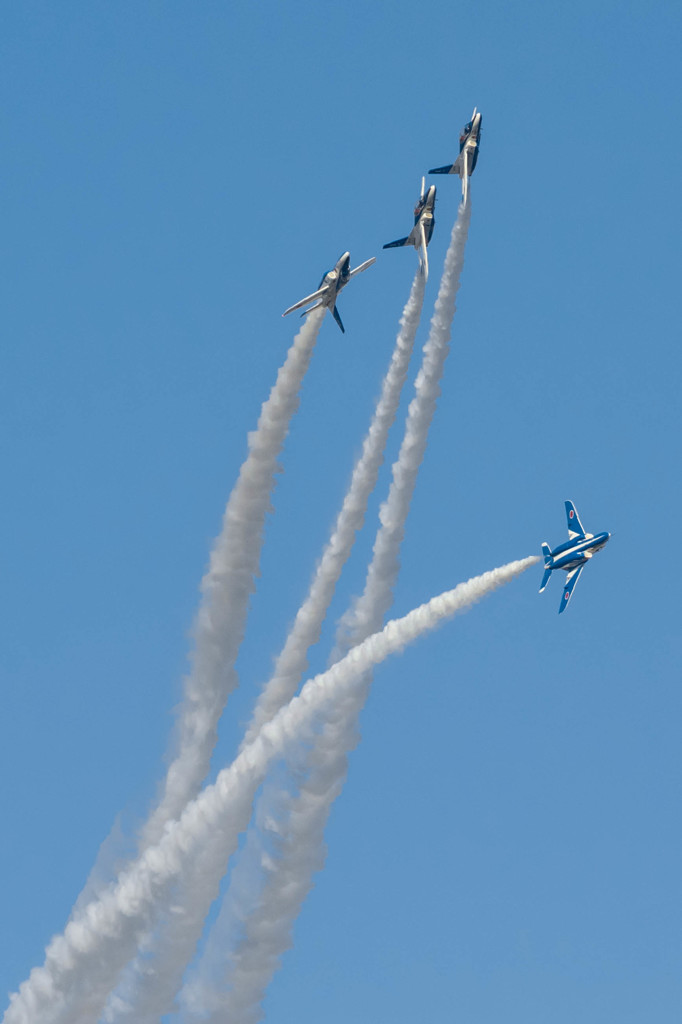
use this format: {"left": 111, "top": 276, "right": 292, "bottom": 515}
{"left": 569, "top": 510, "right": 574, "bottom": 518}
{"left": 564, "top": 591, "right": 570, "bottom": 599}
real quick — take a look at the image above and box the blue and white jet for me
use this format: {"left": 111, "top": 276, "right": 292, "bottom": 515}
{"left": 540, "top": 501, "right": 611, "bottom": 613}
{"left": 383, "top": 178, "right": 437, "bottom": 279}
{"left": 429, "top": 107, "right": 482, "bottom": 205}
{"left": 282, "top": 251, "right": 376, "bottom": 334}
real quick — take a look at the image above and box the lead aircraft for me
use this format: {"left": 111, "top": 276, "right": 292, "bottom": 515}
{"left": 383, "top": 178, "right": 436, "bottom": 278}
{"left": 540, "top": 501, "right": 611, "bottom": 613}
{"left": 429, "top": 107, "right": 482, "bottom": 205}
{"left": 282, "top": 251, "right": 376, "bottom": 334}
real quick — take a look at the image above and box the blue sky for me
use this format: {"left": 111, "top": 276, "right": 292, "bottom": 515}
{"left": 1, "top": 2, "right": 680, "bottom": 1021}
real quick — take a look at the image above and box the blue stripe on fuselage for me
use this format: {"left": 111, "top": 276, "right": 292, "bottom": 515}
{"left": 549, "top": 532, "right": 609, "bottom": 569}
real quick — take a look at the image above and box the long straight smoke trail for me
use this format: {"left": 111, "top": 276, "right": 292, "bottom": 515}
{"left": 244, "top": 270, "right": 426, "bottom": 747}
{"left": 186, "top": 200, "right": 475, "bottom": 1020}
{"left": 141, "top": 307, "right": 324, "bottom": 851}
{"left": 338, "top": 198, "right": 472, "bottom": 656}
{"left": 108, "top": 273, "right": 428, "bottom": 1022}
{"left": 3, "top": 558, "right": 537, "bottom": 1024}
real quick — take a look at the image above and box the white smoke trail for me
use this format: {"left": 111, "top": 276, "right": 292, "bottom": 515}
{"left": 141, "top": 306, "right": 324, "bottom": 850}
{"left": 187, "top": 200, "right": 474, "bottom": 1021}
{"left": 89, "top": 307, "right": 324, "bottom": 1022}
{"left": 337, "top": 198, "right": 472, "bottom": 656}
{"left": 3, "top": 558, "right": 537, "bottom": 1024}
{"left": 243, "top": 270, "right": 426, "bottom": 748}
{"left": 105, "top": 272, "right": 427, "bottom": 1022}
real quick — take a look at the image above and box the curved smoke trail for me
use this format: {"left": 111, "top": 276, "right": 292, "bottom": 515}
{"left": 187, "top": 200, "right": 475, "bottom": 1021}
{"left": 94, "top": 307, "right": 324, "bottom": 1021}
{"left": 100, "top": 273, "right": 427, "bottom": 1022}
{"left": 141, "top": 307, "right": 325, "bottom": 851}
{"left": 3, "top": 557, "right": 537, "bottom": 1024}
{"left": 103, "top": 272, "right": 428, "bottom": 1022}
{"left": 243, "top": 270, "right": 427, "bottom": 748}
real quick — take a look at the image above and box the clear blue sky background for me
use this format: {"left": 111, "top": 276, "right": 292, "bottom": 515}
{"left": 1, "top": 2, "right": 680, "bottom": 1021}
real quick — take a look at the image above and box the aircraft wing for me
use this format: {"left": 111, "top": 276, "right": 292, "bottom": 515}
{"left": 558, "top": 565, "right": 584, "bottom": 614}
{"left": 383, "top": 236, "right": 410, "bottom": 249}
{"left": 348, "top": 257, "right": 377, "bottom": 278}
{"left": 282, "top": 285, "right": 328, "bottom": 318}
{"left": 429, "top": 162, "right": 456, "bottom": 175}
{"left": 565, "top": 500, "right": 586, "bottom": 540}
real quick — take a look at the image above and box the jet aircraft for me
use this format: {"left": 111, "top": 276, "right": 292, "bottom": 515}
{"left": 539, "top": 501, "right": 611, "bottom": 613}
{"left": 429, "top": 107, "right": 482, "bottom": 205}
{"left": 282, "top": 251, "right": 376, "bottom": 334}
{"left": 383, "top": 178, "right": 437, "bottom": 278}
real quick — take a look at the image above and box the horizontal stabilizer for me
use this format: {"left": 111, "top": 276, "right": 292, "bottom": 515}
{"left": 428, "top": 164, "right": 455, "bottom": 175}
{"left": 383, "top": 237, "right": 410, "bottom": 249}
{"left": 298, "top": 300, "right": 324, "bottom": 318}
{"left": 539, "top": 567, "right": 552, "bottom": 593}
{"left": 282, "top": 285, "right": 328, "bottom": 317}
{"left": 541, "top": 542, "right": 552, "bottom": 566}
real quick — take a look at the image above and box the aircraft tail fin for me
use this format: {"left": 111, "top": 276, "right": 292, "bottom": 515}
{"left": 383, "top": 237, "right": 410, "bottom": 249}
{"left": 332, "top": 304, "right": 345, "bottom": 333}
{"left": 541, "top": 542, "right": 553, "bottom": 566}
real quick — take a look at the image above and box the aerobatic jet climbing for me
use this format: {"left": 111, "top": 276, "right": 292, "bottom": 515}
{"left": 282, "top": 251, "right": 376, "bottom": 333}
{"left": 383, "top": 178, "right": 436, "bottom": 279}
{"left": 429, "top": 107, "right": 482, "bottom": 205}
{"left": 540, "top": 501, "right": 611, "bottom": 613}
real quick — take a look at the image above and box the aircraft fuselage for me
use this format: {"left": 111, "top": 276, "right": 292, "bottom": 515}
{"left": 548, "top": 531, "right": 610, "bottom": 571}
{"left": 540, "top": 501, "right": 610, "bottom": 612}
{"left": 318, "top": 252, "right": 351, "bottom": 306}
{"left": 428, "top": 109, "right": 482, "bottom": 203}
{"left": 413, "top": 186, "right": 436, "bottom": 245}
{"left": 282, "top": 250, "right": 375, "bottom": 333}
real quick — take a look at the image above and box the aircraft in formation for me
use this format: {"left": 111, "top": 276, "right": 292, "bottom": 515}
{"left": 282, "top": 251, "right": 376, "bottom": 334}
{"left": 383, "top": 177, "right": 437, "bottom": 279}
{"left": 429, "top": 107, "right": 482, "bottom": 205}
{"left": 280, "top": 111, "right": 610, "bottom": 610}
{"left": 282, "top": 109, "right": 481, "bottom": 327}
{"left": 540, "top": 501, "right": 611, "bottom": 613}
